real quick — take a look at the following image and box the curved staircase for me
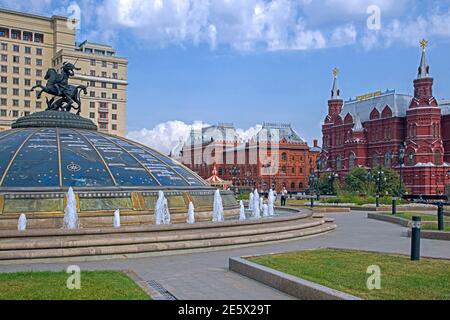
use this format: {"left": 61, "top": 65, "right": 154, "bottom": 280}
{"left": 0, "top": 210, "right": 335, "bottom": 262}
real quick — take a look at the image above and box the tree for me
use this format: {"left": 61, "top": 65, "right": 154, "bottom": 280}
{"left": 344, "top": 167, "right": 370, "bottom": 195}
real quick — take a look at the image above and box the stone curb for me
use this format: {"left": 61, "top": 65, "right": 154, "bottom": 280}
{"left": 228, "top": 257, "right": 361, "bottom": 300}
{"left": 367, "top": 213, "right": 410, "bottom": 227}
{"left": 123, "top": 270, "right": 160, "bottom": 300}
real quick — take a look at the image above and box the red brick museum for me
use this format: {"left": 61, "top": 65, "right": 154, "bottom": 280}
{"left": 319, "top": 41, "right": 450, "bottom": 196}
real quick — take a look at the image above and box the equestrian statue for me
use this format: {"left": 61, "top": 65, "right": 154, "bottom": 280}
{"left": 31, "top": 61, "right": 87, "bottom": 115}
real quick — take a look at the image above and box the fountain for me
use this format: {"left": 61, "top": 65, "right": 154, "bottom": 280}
{"left": 248, "top": 192, "right": 254, "bottom": 211}
{"left": 63, "top": 187, "right": 79, "bottom": 229}
{"left": 187, "top": 202, "right": 195, "bottom": 224}
{"left": 263, "top": 204, "right": 269, "bottom": 217}
{"left": 239, "top": 200, "right": 246, "bottom": 221}
{"left": 213, "top": 189, "right": 224, "bottom": 222}
{"left": 252, "top": 189, "right": 261, "bottom": 219}
{"left": 268, "top": 189, "right": 275, "bottom": 216}
{"left": 113, "top": 209, "right": 121, "bottom": 228}
{"left": 17, "top": 213, "right": 27, "bottom": 231}
{"left": 155, "top": 191, "right": 171, "bottom": 225}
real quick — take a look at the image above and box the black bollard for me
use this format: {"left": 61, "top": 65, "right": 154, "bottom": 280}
{"left": 310, "top": 196, "right": 314, "bottom": 208}
{"left": 411, "top": 216, "right": 421, "bottom": 261}
{"left": 376, "top": 194, "right": 380, "bottom": 208}
{"left": 392, "top": 196, "right": 397, "bottom": 215}
{"left": 437, "top": 203, "right": 444, "bottom": 231}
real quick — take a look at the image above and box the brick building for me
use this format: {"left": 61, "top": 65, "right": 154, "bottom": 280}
{"left": 174, "top": 123, "right": 320, "bottom": 193}
{"left": 319, "top": 41, "right": 450, "bottom": 195}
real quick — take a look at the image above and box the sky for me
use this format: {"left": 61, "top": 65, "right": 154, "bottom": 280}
{"left": 2, "top": 0, "right": 450, "bottom": 154}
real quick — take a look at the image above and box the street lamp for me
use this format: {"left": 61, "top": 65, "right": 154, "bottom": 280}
{"left": 370, "top": 169, "right": 386, "bottom": 208}
{"left": 399, "top": 144, "right": 405, "bottom": 197}
{"left": 328, "top": 172, "right": 339, "bottom": 195}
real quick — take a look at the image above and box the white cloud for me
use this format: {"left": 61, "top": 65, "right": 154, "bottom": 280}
{"left": 127, "top": 121, "right": 263, "bottom": 156}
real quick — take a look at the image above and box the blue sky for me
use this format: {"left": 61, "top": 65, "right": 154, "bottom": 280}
{"left": 2, "top": 0, "right": 450, "bottom": 154}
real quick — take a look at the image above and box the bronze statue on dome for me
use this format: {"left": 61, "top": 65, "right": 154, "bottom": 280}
{"left": 31, "top": 61, "right": 87, "bottom": 115}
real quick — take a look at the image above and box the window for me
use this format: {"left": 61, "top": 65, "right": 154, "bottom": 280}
{"left": 13, "top": 67, "right": 19, "bottom": 74}
{"left": 36, "top": 101, "right": 42, "bottom": 109}
{"left": 101, "top": 82, "right": 107, "bottom": 88}
{"left": 36, "top": 80, "right": 42, "bottom": 86}
{"left": 384, "top": 152, "right": 392, "bottom": 168}
{"left": 112, "top": 93, "right": 117, "bottom": 99}
{"left": 407, "top": 152, "right": 415, "bottom": 166}
{"left": 102, "top": 61, "right": 107, "bottom": 67}
{"left": 90, "top": 102, "right": 95, "bottom": 108}
{"left": 435, "top": 151, "right": 442, "bottom": 166}
{"left": 23, "top": 32, "right": 32, "bottom": 41}
{"left": 113, "top": 62, "right": 118, "bottom": 69}
{"left": 0, "top": 109, "right": 6, "bottom": 117}
{"left": 0, "top": 28, "right": 8, "bottom": 38}
{"left": 36, "top": 69, "right": 42, "bottom": 77}
{"left": 0, "top": 43, "right": 7, "bottom": 51}
{"left": 13, "top": 88, "right": 19, "bottom": 96}
{"left": 13, "top": 56, "right": 19, "bottom": 63}
{"left": 90, "top": 91, "right": 95, "bottom": 97}
{"left": 102, "top": 71, "right": 107, "bottom": 77}
{"left": 112, "top": 124, "right": 117, "bottom": 131}
{"left": 281, "top": 153, "right": 287, "bottom": 161}
{"left": 281, "top": 166, "right": 286, "bottom": 174}
{"left": 90, "top": 81, "right": 96, "bottom": 87}
{"left": 0, "top": 65, "right": 6, "bottom": 73}
{"left": 90, "top": 112, "right": 95, "bottom": 119}
{"left": 24, "top": 111, "right": 30, "bottom": 116}
{"left": 372, "top": 154, "right": 380, "bottom": 167}
{"left": 99, "top": 112, "right": 108, "bottom": 119}
{"left": 36, "top": 48, "right": 42, "bottom": 55}
{"left": 11, "top": 30, "right": 20, "bottom": 40}
{"left": 112, "top": 83, "right": 117, "bottom": 89}
{"left": 112, "top": 73, "right": 118, "bottom": 79}
{"left": 13, "top": 45, "right": 19, "bottom": 52}
{"left": 24, "top": 79, "right": 31, "bottom": 86}
{"left": 13, "top": 78, "right": 19, "bottom": 85}
{"left": 34, "top": 33, "right": 44, "bottom": 43}
{"left": 99, "top": 123, "right": 108, "bottom": 129}
{"left": 13, "top": 100, "right": 19, "bottom": 107}
{"left": 36, "top": 59, "right": 42, "bottom": 66}
{"left": 90, "top": 70, "right": 96, "bottom": 76}
{"left": 336, "top": 156, "right": 343, "bottom": 170}
{"left": 1, "top": 76, "right": 7, "bottom": 83}
{"left": 0, "top": 98, "right": 6, "bottom": 106}
{"left": 90, "top": 59, "right": 96, "bottom": 66}
{"left": 112, "top": 104, "right": 117, "bottom": 110}
{"left": 24, "top": 100, "right": 30, "bottom": 108}
{"left": 101, "top": 92, "right": 107, "bottom": 99}
{"left": 25, "top": 90, "right": 31, "bottom": 97}
{"left": 349, "top": 153, "right": 355, "bottom": 169}
{"left": 0, "top": 87, "right": 6, "bottom": 94}
{"left": 25, "top": 57, "right": 31, "bottom": 65}
{"left": 291, "top": 182, "right": 295, "bottom": 190}
{"left": 1, "top": 55, "right": 7, "bottom": 62}
{"left": 291, "top": 167, "right": 295, "bottom": 174}
{"left": 299, "top": 182, "right": 303, "bottom": 189}
{"left": 25, "top": 47, "right": 31, "bottom": 54}
{"left": 12, "top": 110, "right": 19, "bottom": 117}
{"left": 99, "top": 102, "right": 108, "bottom": 109}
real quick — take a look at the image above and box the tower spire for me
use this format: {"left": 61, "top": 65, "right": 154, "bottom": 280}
{"left": 418, "top": 39, "right": 430, "bottom": 79}
{"left": 331, "top": 67, "right": 340, "bottom": 99}
{"left": 352, "top": 113, "right": 364, "bottom": 132}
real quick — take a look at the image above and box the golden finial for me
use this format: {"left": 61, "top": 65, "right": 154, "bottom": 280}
{"left": 332, "top": 67, "right": 339, "bottom": 78}
{"left": 420, "top": 39, "right": 428, "bottom": 51}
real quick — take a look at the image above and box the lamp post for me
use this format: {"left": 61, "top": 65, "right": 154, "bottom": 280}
{"left": 328, "top": 172, "right": 339, "bottom": 195}
{"left": 399, "top": 144, "right": 405, "bottom": 198}
{"left": 368, "top": 169, "right": 386, "bottom": 208}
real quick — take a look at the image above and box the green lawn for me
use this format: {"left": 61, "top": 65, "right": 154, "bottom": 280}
{"left": 0, "top": 271, "right": 150, "bottom": 300}
{"left": 422, "top": 224, "right": 450, "bottom": 232}
{"left": 391, "top": 212, "right": 450, "bottom": 222}
{"left": 249, "top": 249, "right": 450, "bottom": 300}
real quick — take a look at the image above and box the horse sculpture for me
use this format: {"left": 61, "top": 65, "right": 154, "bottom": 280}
{"left": 31, "top": 62, "right": 87, "bottom": 115}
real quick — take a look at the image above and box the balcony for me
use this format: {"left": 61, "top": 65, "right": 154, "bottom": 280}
{"left": 97, "top": 118, "right": 109, "bottom": 124}
{"left": 98, "top": 106, "right": 109, "bottom": 112}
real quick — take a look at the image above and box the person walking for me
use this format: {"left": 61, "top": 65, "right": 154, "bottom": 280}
{"left": 281, "top": 187, "right": 288, "bottom": 206}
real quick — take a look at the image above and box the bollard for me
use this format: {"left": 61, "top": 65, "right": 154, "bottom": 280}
{"left": 411, "top": 216, "right": 421, "bottom": 261}
{"left": 437, "top": 203, "right": 444, "bottom": 231}
{"left": 392, "top": 196, "right": 397, "bottom": 215}
{"left": 376, "top": 194, "right": 380, "bottom": 208}
{"left": 310, "top": 196, "right": 314, "bottom": 209}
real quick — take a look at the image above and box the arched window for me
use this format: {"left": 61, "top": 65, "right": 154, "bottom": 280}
{"left": 322, "top": 158, "right": 327, "bottom": 171}
{"left": 407, "top": 152, "right": 415, "bottom": 166}
{"left": 281, "top": 153, "right": 287, "bottom": 161}
{"left": 372, "top": 154, "right": 380, "bottom": 167}
{"left": 336, "top": 156, "right": 343, "bottom": 170}
{"left": 349, "top": 153, "right": 356, "bottom": 170}
{"left": 281, "top": 166, "right": 286, "bottom": 174}
{"left": 435, "top": 151, "right": 442, "bottom": 165}
{"left": 384, "top": 152, "right": 392, "bottom": 168}
{"left": 299, "top": 182, "right": 303, "bottom": 189}
{"left": 291, "top": 182, "right": 295, "bottom": 190}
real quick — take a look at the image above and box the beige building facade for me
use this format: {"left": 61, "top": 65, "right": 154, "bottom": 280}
{"left": 0, "top": 8, "right": 128, "bottom": 136}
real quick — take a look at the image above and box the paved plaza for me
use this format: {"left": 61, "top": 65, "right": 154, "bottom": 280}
{"left": 0, "top": 211, "right": 449, "bottom": 300}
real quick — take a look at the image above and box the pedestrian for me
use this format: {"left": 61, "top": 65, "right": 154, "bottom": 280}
{"left": 281, "top": 187, "right": 288, "bottom": 206}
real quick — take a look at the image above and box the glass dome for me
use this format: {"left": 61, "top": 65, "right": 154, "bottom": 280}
{"left": 0, "top": 114, "right": 208, "bottom": 191}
